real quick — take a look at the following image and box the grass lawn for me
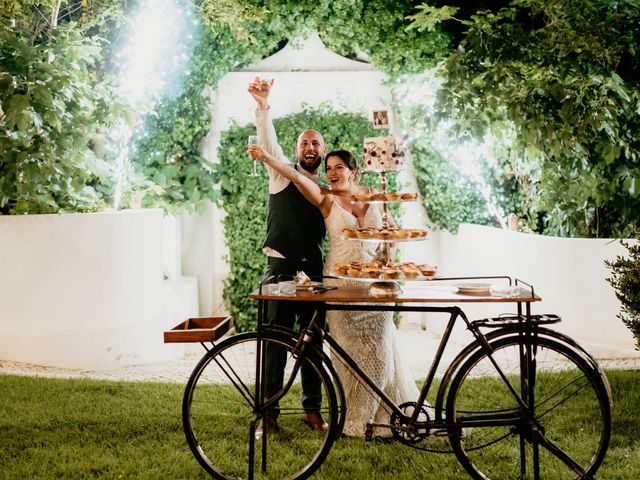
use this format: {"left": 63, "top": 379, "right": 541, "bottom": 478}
{"left": 0, "top": 370, "right": 638, "bottom": 479}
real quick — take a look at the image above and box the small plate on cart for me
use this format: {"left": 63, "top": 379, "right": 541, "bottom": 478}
{"left": 295, "top": 281, "right": 324, "bottom": 291}
{"left": 456, "top": 283, "right": 492, "bottom": 295}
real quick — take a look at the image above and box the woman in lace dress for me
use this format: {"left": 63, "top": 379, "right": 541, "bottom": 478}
{"left": 249, "top": 146, "right": 419, "bottom": 437}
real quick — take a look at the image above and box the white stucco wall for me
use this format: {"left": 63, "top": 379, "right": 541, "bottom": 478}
{"left": 0, "top": 210, "right": 199, "bottom": 369}
{"left": 411, "top": 224, "right": 638, "bottom": 358}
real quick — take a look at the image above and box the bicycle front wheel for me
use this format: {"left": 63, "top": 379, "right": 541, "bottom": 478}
{"left": 446, "top": 334, "right": 611, "bottom": 479}
{"left": 183, "top": 331, "right": 339, "bottom": 480}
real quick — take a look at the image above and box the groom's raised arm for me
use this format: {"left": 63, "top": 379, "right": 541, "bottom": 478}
{"left": 248, "top": 77, "right": 288, "bottom": 164}
{"left": 248, "top": 78, "right": 292, "bottom": 194}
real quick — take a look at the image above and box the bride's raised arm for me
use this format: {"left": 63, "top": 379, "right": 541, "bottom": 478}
{"left": 248, "top": 144, "right": 329, "bottom": 212}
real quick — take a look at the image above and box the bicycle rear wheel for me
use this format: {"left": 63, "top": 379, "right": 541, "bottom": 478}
{"left": 446, "top": 334, "right": 611, "bottom": 479}
{"left": 183, "top": 331, "right": 339, "bottom": 480}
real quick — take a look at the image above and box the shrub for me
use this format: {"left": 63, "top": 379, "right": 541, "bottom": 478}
{"left": 606, "top": 229, "right": 640, "bottom": 350}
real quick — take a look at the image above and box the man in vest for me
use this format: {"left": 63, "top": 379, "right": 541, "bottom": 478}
{"left": 248, "top": 78, "right": 328, "bottom": 438}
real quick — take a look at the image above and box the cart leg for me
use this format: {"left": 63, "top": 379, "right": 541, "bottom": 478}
{"left": 248, "top": 415, "right": 257, "bottom": 480}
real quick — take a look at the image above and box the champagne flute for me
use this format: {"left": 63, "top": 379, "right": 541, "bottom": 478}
{"left": 248, "top": 135, "right": 259, "bottom": 177}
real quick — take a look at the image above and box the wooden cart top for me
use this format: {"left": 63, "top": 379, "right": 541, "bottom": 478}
{"left": 250, "top": 283, "right": 542, "bottom": 304}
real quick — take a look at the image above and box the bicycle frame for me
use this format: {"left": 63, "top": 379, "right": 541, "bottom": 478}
{"left": 256, "top": 285, "right": 540, "bottom": 435}
{"left": 178, "top": 276, "right": 611, "bottom": 480}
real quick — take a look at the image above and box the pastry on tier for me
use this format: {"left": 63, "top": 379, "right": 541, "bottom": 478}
{"left": 351, "top": 192, "right": 419, "bottom": 202}
{"left": 342, "top": 227, "right": 427, "bottom": 241}
{"left": 363, "top": 137, "right": 404, "bottom": 171}
{"left": 332, "top": 261, "right": 437, "bottom": 280}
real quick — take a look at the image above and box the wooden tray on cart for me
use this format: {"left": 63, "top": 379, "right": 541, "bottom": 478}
{"left": 164, "top": 316, "right": 233, "bottom": 343}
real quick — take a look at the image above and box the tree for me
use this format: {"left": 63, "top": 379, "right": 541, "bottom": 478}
{"left": 409, "top": 0, "right": 640, "bottom": 237}
{"left": 606, "top": 230, "right": 640, "bottom": 350}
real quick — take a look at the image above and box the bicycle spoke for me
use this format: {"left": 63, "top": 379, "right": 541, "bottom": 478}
{"left": 535, "top": 374, "right": 590, "bottom": 419}
{"left": 213, "top": 351, "right": 256, "bottom": 408}
{"left": 535, "top": 430, "right": 594, "bottom": 478}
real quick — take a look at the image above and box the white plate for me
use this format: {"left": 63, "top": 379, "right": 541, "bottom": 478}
{"left": 295, "top": 281, "right": 323, "bottom": 291}
{"left": 456, "top": 283, "right": 492, "bottom": 295}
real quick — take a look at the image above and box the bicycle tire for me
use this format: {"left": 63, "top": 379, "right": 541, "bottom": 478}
{"left": 446, "top": 334, "right": 611, "bottom": 479}
{"left": 182, "top": 331, "right": 339, "bottom": 480}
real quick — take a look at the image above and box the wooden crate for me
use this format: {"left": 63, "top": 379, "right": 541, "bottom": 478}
{"left": 164, "top": 316, "right": 233, "bottom": 343}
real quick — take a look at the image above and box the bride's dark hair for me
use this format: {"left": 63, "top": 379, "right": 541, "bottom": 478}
{"left": 325, "top": 150, "right": 360, "bottom": 181}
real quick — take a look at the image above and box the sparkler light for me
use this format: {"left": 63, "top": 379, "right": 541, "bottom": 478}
{"left": 109, "top": 0, "right": 201, "bottom": 209}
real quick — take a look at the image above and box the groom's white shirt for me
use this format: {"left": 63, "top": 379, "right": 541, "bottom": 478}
{"left": 255, "top": 108, "right": 321, "bottom": 258}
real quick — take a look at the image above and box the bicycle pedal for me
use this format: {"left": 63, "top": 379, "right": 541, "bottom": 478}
{"left": 365, "top": 421, "right": 392, "bottom": 440}
{"left": 364, "top": 421, "right": 374, "bottom": 440}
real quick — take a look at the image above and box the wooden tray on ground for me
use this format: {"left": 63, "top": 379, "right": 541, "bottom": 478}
{"left": 164, "top": 316, "right": 233, "bottom": 343}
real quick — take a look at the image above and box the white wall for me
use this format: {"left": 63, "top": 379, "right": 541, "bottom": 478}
{"left": 411, "top": 224, "right": 638, "bottom": 358}
{"left": 0, "top": 210, "right": 198, "bottom": 369}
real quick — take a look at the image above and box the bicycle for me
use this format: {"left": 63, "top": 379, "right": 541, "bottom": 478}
{"left": 180, "top": 276, "right": 612, "bottom": 480}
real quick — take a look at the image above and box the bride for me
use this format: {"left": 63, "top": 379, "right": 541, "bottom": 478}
{"left": 249, "top": 145, "right": 419, "bottom": 437}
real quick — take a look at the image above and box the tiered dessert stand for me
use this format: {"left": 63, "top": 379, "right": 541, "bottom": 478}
{"left": 332, "top": 137, "right": 436, "bottom": 297}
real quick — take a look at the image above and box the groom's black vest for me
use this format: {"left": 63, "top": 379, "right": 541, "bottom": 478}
{"left": 263, "top": 181, "right": 325, "bottom": 267}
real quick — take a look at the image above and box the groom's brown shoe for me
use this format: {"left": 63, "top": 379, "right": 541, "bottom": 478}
{"left": 302, "top": 411, "right": 328, "bottom": 431}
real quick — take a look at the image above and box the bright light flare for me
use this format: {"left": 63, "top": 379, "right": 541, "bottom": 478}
{"left": 116, "top": 0, "right": 196, "bottom": 103}
{"left": 109, "top": 0, "right": 199, "bottom": 209}
{"left": 393, "top": 73, "right": 509, "bottom": 229}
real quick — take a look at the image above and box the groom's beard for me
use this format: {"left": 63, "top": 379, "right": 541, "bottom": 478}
{"left": 298, "top": 154, "right": 322, "bottom": 172}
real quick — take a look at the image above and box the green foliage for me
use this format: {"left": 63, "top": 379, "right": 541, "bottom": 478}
{"left": 128, "top": 90, "right": 218, "bottom": 214}
{"left": 316, "top": 0, "right": 451, "bottom": 77}
{"left": 412, "top": 143, "right": 493, "bottom": 232}
{"left": 136, "top": 0, "right": 452, "bottom": 216}
{"left": 0, "top": 21, "right": 129, "bottom": 214}
{"left": 406, "top": 4, "right": 460, "bottom": 33}
{"left": 606, "top": 230, "right": 640, "bottom": 350}
{"left": 215, "top": 106, "right": 393, "bottom": 331}
{"left": 5, "top": 0, "right": 638, "bottom": 242}
{"left": 126, "top": 19, "right": 281, "bottom": 214}
{"left": 413, "top": 0, "right": 640, "bottom": 237}
{"left": 391, "top": 72, "right": 531, "bottom": 234}
{"left": 1, "top": 0, "right": 53, "bottom": 30}
{"left": 197, "top": 0, "right": 266, "bottom": 42}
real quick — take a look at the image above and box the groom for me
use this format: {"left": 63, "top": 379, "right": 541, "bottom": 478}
{"left": 248, "top": 77, "right": 328, "bottom": 438}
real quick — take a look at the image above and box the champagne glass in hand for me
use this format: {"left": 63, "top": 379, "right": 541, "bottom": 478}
{"left": 248, "top": 135, "right": 259, "bottom": 177}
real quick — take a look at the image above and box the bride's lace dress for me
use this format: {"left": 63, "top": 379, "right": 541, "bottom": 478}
{"left": 323, "top": 202, "right": 419, "bottom": 437}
